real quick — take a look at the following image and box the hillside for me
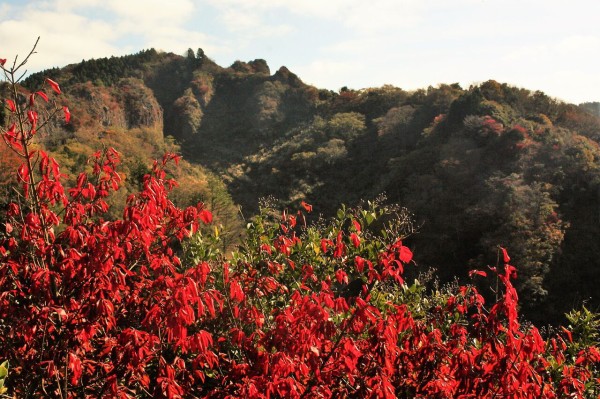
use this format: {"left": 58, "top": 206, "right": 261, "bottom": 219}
{"left": 221, "top": 81, "right": 600, "bottom": 323}
{"left": 3, "top": 54, "right": 243, "bottom": 249}
{"left": 18, "top": 50, "right": 600, "bottom": 324}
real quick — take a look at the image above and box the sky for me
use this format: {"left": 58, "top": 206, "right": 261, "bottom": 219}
{"left": 1, "top": 0, "right": 599, "bottom": 104}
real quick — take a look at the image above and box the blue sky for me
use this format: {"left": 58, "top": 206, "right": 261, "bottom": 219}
{"left": 1, "top": 0, "right": 599, "bottom": 104}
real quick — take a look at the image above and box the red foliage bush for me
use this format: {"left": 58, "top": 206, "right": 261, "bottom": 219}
{"left": 1, "top": 48, "right": 599, "bottom": 399}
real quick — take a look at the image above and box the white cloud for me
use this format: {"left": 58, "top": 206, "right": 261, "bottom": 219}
{"left": 140, "top": 28, "right": 221, "bottom": 56}
{"left": 489, "top": 33, "right": 600, "bottom": 103}
{"left": 335, "top": 0, "right": 424, "bottom": 32}
{"left": 205, "top": 0, "right": 425, "bottom": 33}
{"left": 555, "top": 35, "right": 600, "bottom": 59}
{"left": 1, "top": 0, "right": 598, "bottom": 104}
{"left": 0, "top": 3, "right": 12, "bottom": 18}
{"left": 218, "top": 8, "right": 291, "bottom": 38}
{"left": 52, "top": 0, "right": 103, "bottom": 11}
{"left": 0, "top": 4, "right": 122, "bottom": 73}
{"left": 106, "top": 0, "right": 195, "bottom": 32}
{"left": 0, "top": 0, "right": 217, "bottom": 75}
{"left": 544, "top": 70, "right": 600, "bottom": 104}
{"left": 296, "top": 59, "right": 367, "bottom": 90}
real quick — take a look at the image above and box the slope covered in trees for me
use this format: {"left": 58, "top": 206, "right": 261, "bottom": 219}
{"left": 11, "top": 51, "right": 243, "bottom": 250}
{"left": 19, "top": 49, "right": 600, "bottom": 324}
{"left": 214, "top": 79, "right": 600, "bottom": 325}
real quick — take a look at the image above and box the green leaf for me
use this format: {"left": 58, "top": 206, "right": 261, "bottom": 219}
{"left": 0, "top": 361, "right": 8, "bottom": 379}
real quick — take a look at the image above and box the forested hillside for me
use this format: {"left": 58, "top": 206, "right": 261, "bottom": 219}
{"left": 4, "top": 51, "right": 243, "bottom": 250}
{"left": 3, "top": 43, "right": 600, "bottom": 398}
{"left": 17, "top": 49, "right": 600, "bottom": 324}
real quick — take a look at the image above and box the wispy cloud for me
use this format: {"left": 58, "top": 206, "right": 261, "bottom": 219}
{"left": 0, "top": 0, "right": 598, "bottom": 103}
{"left": 205, "top": 0, "right": 424, "bottom": 33}
{"left": 0, "top": 4, "right": 119, "bottom": 71}
{"left": 296, "top": 59, "right": 367, "bottom": 90}
{"left": 0, "top": 0, "right": 218, "bottom": 72}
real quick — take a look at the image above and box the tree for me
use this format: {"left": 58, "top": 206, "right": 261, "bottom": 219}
{"left": 325, "top": 112, "right": 366, "bottom": 140}
{"left": 186, "top": 48, "right": 195, "bottom": 61}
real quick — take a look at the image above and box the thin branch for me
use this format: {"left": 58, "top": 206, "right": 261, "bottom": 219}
{"left": 12, "top": 36, "right": 40, "bottom": 81}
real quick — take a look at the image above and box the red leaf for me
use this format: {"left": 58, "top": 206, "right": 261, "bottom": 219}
{"left": 27, "top": 110, "right": 38, "bottom": 124}
{"left": 0, "top": 59, "right": 6, "bottom": 66}
{"left": 7, "top": 203, "right": 19, "bottom": 216}
{"left": 500, "top": 247, "right": 511, "bottom": 263}
{"left": 350, "top": 232, "right": 360, "bottom": 248}
{"left": 199, "top": 209, "right": 213, "bottom": 224}
{"left": 561, "top": 326, "right": 573, "bottom": 343}
{"left": 504, "top": 264, "right": 517, "bottom": 280}
{"left": 5, "top": 99, "right": 16, "bottom": 112}
{"left": 35, "top": 91, "right": 49, "bottom": 102}
{"left": 204, "top": 293, "right": 216, "bottom": 317}
{"left": 68, "top": 352, "right": 82, "bottom": 385}
{"left": 260, "top": 243, "right": 272, "bottom": 254}
{"left": 399, "top": 245, "right": 413, "bottom": 264}
{"left": 301, "top": 201, "right": 312, "bottom": 212}
{"left": 335, "top": 269, "right": 348, "bottom": 284}
{"left": 63, "top": 106, "right": 71, "bottom": 123}
{"left": 469, "top": 269, "right": 487, "bottom": 278}
{"left": 355, "top": 256, "right": 365, "bottom": 273}
{"left": 229, "top": 280, "right": 245, "bottom": 302}
{"left": 334, "top": 231, "right": 345, "bottom": 258}
{"left": 321, "top": 238, "right": 332, "bottom": 253}
{"left": 352, "top": 219, "right": 361, "bottom": 233}
{"left": 46, "top": 78, "right": 61, "bottom": 94}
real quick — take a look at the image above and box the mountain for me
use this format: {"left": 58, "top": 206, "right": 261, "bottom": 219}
{"left": 17, "top": 49, "right": 600, "bottom": 324}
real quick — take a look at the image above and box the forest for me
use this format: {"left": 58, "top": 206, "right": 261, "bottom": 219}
{"left": 0, "top": 46, "right": 599, "bottom": 397}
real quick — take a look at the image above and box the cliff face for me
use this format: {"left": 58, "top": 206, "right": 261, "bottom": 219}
{"left": 151, "top": 59, "right": 319, "bottom": 167}
{"left": 64, "top": 78, "right": 163, "bottom": 134}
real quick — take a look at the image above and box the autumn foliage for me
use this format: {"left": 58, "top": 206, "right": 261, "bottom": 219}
{"left": 1, "top": 49, "right": 600, "bottom": 399}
